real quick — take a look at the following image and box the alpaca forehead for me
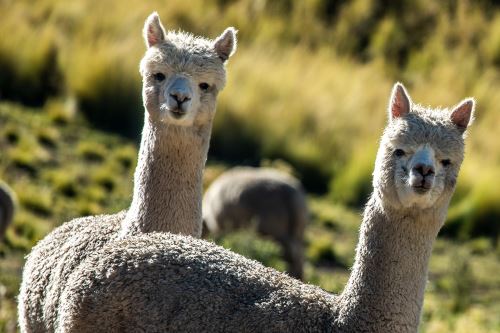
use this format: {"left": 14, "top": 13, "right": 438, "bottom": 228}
{"left": 141, "top": 46, "right": 226, "bottom": 83}
{"left": 387, "top": 112, "right": 464, "bottom": 155}
{"left": 408, "top": 145, "right": 435, "bottom": 162}
{"left": 144, "top": 45, "right": 221, "bottom": 69}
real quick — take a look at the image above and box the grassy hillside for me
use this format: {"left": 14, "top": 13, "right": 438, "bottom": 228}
{"left": 0, "top": 0, "right": 499, "bottom": 332}
{"left": 0, "top": 102, "right": 137, "bottom": 331}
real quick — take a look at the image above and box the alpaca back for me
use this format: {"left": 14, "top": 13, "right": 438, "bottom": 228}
{"left": 18, "top": 211, "right": 126, "bottom": 332}
{"left": 58, "top": 233, "right": 337, "bottom": 333}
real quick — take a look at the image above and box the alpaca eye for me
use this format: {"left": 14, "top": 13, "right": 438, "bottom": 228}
{"left": 441, "top": 159, "right": 451, "bottom": 167}
{"left": 394, "top": 149, "right": 406, "bottom": 157}
{"left": 153, "top": 73, "right": 165, "bottom": 81}
{"left": 199, "top": 82, "right": 210, "bottom": 91}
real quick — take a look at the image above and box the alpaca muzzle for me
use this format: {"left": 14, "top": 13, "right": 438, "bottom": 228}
{"left": 409, "top": 163, "right": 435, "bottom": 193}
{"left": 165, "top": 76, "right": 193, "bottom": 118}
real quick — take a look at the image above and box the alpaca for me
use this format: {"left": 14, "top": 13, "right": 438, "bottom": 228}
{"left": 17, "top": 12, "right": 237, "bottom": 333}
{"left": 0, "top": 181, "right": 15, "bottom": 240}
{"left": 57, "top": 83, "right": 475, "bottom": 333}
{"left": 203, "top": 167, "right": 309, "bottom": 280}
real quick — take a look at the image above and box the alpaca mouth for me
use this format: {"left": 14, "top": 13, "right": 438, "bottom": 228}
{"left": 169, "top": 108, "right": 186, "bottom": 119}
{"left": 412, "top": 184, "right": 431, "bottom": 194}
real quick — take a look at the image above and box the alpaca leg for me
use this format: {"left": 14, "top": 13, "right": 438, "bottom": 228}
{"left": 283, "top": 239, "right": 304, "bottom": 280}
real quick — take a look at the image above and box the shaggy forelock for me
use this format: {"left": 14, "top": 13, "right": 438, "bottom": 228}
{"left": 165, "top": 30, "right": 215, "bottom": 56}
{"left": 385, "top": 104, "right": 465, "bottom": 158}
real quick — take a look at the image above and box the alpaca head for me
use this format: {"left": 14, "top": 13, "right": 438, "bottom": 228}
{"left": 139, "top": 12, "right": 237, "bottom": 128}
{"left": 373, "top": 83, "right": 474, "bottom": 211}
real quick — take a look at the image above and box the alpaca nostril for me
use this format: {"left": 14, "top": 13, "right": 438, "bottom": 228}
{"left": 170, "top": 93, "right": 191, "bottom": 105}
{"left": 414, "top": 164, "right": 435, "bottom": 177}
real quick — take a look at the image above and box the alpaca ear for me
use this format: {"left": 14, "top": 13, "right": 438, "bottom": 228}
{"left": 388, "top": 82, "right": 411, "bottom": 121}
{"left": 214, "top": 27, "right": 237, "bottom": 62}
{"left": 451, "top": 98, "right": 475, "bottom": 133}
{"left": 144, "top": 12, "right": 166, "bottom": 48}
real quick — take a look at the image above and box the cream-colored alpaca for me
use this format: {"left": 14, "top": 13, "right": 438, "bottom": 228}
{"left": 57, "top": 83, "right": 475, "bottom": 332}
{"left": 18, "top": 12, "right": 236, "bottom": 333}
{"left": 203, "top": 167, "right": 309, "bottom": 279}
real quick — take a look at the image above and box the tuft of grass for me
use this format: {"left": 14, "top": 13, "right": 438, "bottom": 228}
{"left": 112, "top": 145, "right": 137, "bottom": 171}
{"left": 218, "top": 229, "right": 287, "bottom": 272}
{"left": 76, "top": 141, "right": 107, "bottom": 163}
{"left": 307, "top": 235, "right": 347, "bottom": 268}
{"left": 2, "top": 125, "right": 20, "bottom": 146}
{"left": 15, "top": 183, "right": 53, "bottom": 218}
{"left": 44, "top": 97, "right": 78, "bottom": 125}
{"left": 92, "top": 167, "right": 117, "bottom": 193}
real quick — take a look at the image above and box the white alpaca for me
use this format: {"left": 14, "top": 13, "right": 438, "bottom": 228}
{"left": 57, "top": 83, "right": 475, "bottom": 332}
{"left": 203, "top": 167, "right": 309, "bottom": 279}
{"left": 0, "top": 181, "right": 15, "bottom": 240}
{"left": 17, "top": 12, "right": 237, "bottom": 333}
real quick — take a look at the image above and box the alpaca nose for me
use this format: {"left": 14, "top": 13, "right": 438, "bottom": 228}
{"left": 167, "top": 76, "right": 193, "bottom": 109}
{"left": 413, "top": 163, "right": 435, "bottom": 177}
{"left": 170, "top": 92, "right": 191, "bottom": 106}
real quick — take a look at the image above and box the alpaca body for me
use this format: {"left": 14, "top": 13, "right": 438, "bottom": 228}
{"left": 18, "top": 12, "right": 237, "bottom": 333}
{"left": 56, "top": 84, "right": 475, "bottom": 332}
{"left": 0, "top": 181, "right": 15, "bottom": 240}
{"left": 203, "top": 167, "right": 308, "bottom": 279}
{"left": 58, "top": 233, "right": 338, "bottom": 333}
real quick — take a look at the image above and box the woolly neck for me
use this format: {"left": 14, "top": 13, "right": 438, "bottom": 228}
{"left": 335, "top": 193, "right": 447, "bottom": 332}
{"left": 121, "top": 113, "right": 211, "bottom": 237}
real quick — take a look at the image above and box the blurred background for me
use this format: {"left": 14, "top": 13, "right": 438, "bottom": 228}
{"left": 0, "top": 0, "right": 499, "bottom": 331}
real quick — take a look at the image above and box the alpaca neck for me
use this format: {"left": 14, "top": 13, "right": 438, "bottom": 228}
{"left": 121, "top": 114, "right": 211, "bottom": 237}
{"left": 336, "top": 192, "right": 447, "bottom": 332}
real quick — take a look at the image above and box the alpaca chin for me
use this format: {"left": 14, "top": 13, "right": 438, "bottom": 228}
{"left": 159, "top": 106, "right": 195, "bottom": 127}
{"left": 395, "top": 177, "right": 446, "bottom": 209}
{"left": 397, "top": 185, "right": 437, "bottom": 209}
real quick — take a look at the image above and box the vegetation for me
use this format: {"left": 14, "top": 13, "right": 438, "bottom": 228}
{"left": 0, "top": 0, "right": 499, "bottom": 332}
